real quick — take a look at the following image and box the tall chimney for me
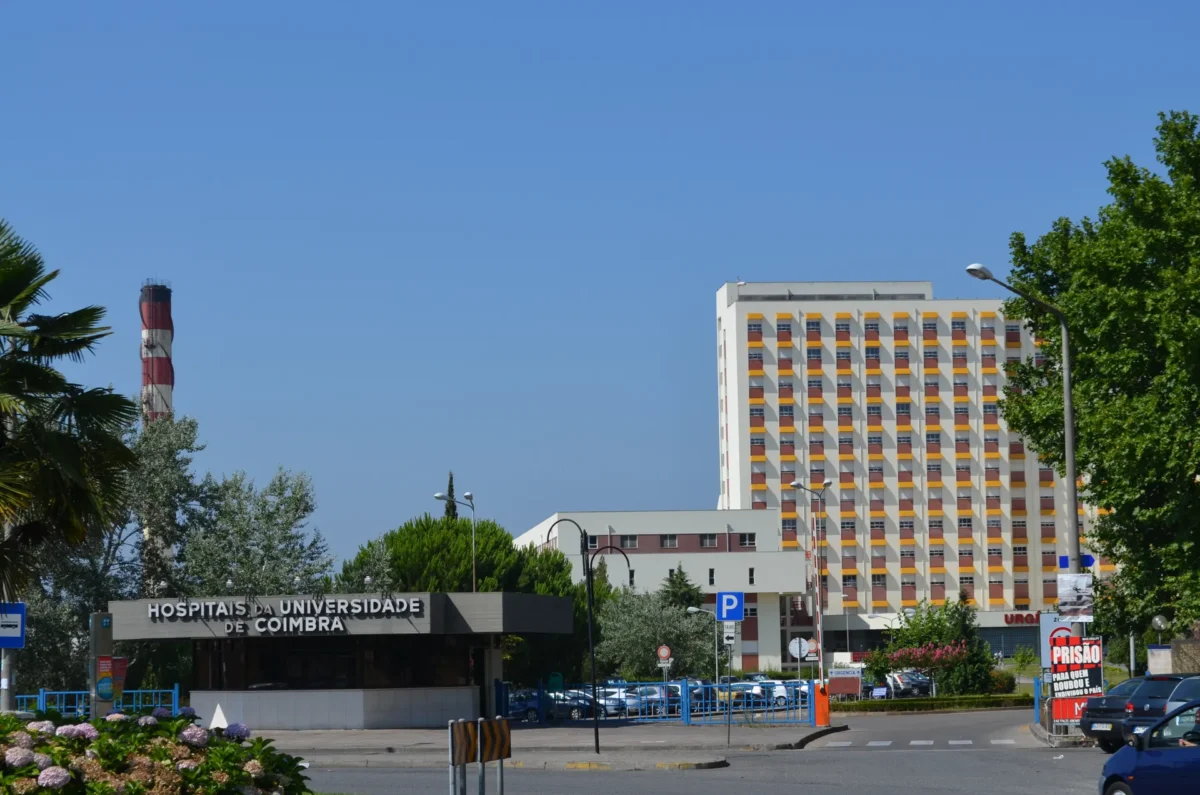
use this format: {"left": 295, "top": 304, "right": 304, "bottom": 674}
{"left": 140, "top": 281, "right": 173, "bottom": 420}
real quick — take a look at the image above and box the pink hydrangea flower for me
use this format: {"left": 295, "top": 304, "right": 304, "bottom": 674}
{"left": 5, "top": 747, "right": 35, "bottom": 768}
{"left": 25, "top": 721, "right": 55, "bottom": 735}
{"left": 8, "top": 732, "right": 33, "bottom": 749}
{"left": 179, "top": 725, "right": 208, "bottom": 748}
{"left": 37, "top": 767, "right": 71, "bottom": 790}
{"left": 32, "top": 754, "right": 51, "bottom": 771}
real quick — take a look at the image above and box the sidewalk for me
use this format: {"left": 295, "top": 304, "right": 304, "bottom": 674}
{"left": 268, "top": 722, "right": 846, "bottom": 769}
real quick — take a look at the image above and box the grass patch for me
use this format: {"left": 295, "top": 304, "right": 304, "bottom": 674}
{"left": 832, "top": 694, "right": 1034, "bottom": 713}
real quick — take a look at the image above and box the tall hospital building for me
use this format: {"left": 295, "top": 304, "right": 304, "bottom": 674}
{"left": 518, "top": 280, "right": 1112, "bottom": 673}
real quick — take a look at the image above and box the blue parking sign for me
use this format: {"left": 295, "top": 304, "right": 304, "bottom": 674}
{"left": 1059, "top": 555, "right": 1096, "bottom": 569}
{"left": 716, "top": 592, "right": 744, "bottom": 621}
{"left": 0, "top": 603, "right": 26, "bottom": 650}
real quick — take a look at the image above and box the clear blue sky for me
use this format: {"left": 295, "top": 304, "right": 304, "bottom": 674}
{"left": 2, "top": 2, "right": 1194, "bottom": 563}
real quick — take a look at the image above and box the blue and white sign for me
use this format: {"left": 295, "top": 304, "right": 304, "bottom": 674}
{"left": 716, "top": 592, "right": 744, "bottom": 621}
{"left": 1059, "top": 555, "right": 1096, "bottom": 569}
{"left": 0, "top": 603, "right": 26, "bottom": 650}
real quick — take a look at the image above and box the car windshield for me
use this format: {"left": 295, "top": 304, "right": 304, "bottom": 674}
{"left": 1170, "top": 678, "right": 1200, "bottom": 702}
{"left": 1133, "top": 677, "right": 1184, "bottom": 699}
{"left": 1107, "top": 678, "right": 1142, "bottom": 696}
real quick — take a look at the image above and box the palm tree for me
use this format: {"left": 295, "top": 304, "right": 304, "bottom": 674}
{"left": 0, "top": 219, "right": 137, "bottom": 597}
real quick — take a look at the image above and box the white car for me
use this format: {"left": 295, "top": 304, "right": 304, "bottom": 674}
{"left": 743, "top": 675, "right": 810, "bottom": 706}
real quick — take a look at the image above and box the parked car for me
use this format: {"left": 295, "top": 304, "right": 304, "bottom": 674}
{"left": 889, "top": 671, "right": 931, "bottom": 698}
{"left": 1100, "top": 699, "right": 1200, "bottom": 793}
{"left": 1122, "top": 675, "right": 1200, "bottom": 741}
{"left": 566, "top": 688, "right": 627, "bottom": 718}
{"left": 547, "top": 690, "right": 595, "bottom": 721}
{"left": 1081, "top": 677, "right": 1145, "bottom": 753}
{"left": 1166, "top": 677, "right": 1200, "bottom": 715}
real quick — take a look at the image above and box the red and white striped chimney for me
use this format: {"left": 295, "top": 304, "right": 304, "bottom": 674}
{"left": 139, "top": 281, "right": 174, "bottom": 421}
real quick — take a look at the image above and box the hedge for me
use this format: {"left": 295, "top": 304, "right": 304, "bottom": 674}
{"left": 832, "top": 694, "right": 1034, "bottom": 713}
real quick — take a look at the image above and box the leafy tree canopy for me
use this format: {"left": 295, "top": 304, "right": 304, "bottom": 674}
{"left": 660, "top": 564, "right": 704, "bottom": 610}
{"left": 1001, "top": 111, "right": 1200, "bottom": 638}
{"left": 872, "top": 597, "right": 994, "bottom": 695}
{"left": 595, "top": 589, "right": 717, "bottom": 681}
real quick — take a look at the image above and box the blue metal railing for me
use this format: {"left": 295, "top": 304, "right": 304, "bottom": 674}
{"left": 497, "top": 680, "right": 814, "bottom": 726}
{"left": 17, "top": 685, "right": 180, "bottom": 719}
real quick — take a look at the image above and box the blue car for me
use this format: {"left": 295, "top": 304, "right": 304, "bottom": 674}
{"left": 1099, "top": 699, "right": 1200, "bottom": 794}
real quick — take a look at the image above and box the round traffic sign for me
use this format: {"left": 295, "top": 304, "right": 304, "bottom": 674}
{"left": 788, "top": 637, "right": 810, "bottom": 660}
{"left": 656, "top": 645, "right": 671, "bottom": 660}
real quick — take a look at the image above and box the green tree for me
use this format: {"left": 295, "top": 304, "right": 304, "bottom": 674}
{"left": 660, "top": 564, "right": 704, "bottom": 610}
{"left": 1000, "top": 111, "right": 1200, "bottom": 638}
{"left": 595, "top": 590, "right": 714, "bottom": 680}
{"left": 0, "top": 219, "right": 137, "bottom": 595}
{"left": 883, "top": 596, "right": 994, "bottom": 695}
{"left": 444, "top": 471, "right": 457, "bottom": 519}
{"left": 1012, "top": 645, "right": 1038, "bottom": 681}
{"left": 179, "top": 468, "right": 332, "bottom": 596}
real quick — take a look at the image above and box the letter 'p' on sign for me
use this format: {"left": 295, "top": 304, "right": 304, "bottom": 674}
{"left": 716, "top": 592, "right": 744, "bottom": 621}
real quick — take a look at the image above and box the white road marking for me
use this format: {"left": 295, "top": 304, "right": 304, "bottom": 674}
{"left": 909, "top": 740, "right": 934, "bottom": 745}
{"left": 866, "top": 741, "right": 893, "bottom": 747}
{"left": 990, "top": 739, "right": 1016, "bottom": 745}
{"left": 948, "top": 740, "right": 973, "bottom": 745}
{"left": 826, "top": 741, "right": 854, "bottom": 747}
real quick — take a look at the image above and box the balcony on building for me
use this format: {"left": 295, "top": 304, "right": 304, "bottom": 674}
{"left": 1005, "top": 329, "right": 1022, "bottom": 344}
{"left": 750, "top": 416, "right": 765, "bottom": 429}
{"left": 925, "top": 411, "right": 940, "bottom": 425}
{"left": 868, "top": 441, "right": 883, "bottom": 455}
{"left": 901, "top": 584, "right": 917, "bottom": 601}
{"left": 837, "top": 384, "right": 852, "bottom": 399}
{"left": 842, "top": 586, "right": 858, "bottom": 603}
{"left": 1043, "top": 581, "right": 1058, "bottom": 599}
{"left": 750, "top": 442, "right": 766, "bottom": 456}
{"left": 929, "top": 497, "right": 943, "bottom": 511}
{"left": 807, "top": 328, "right": 822, "bottom": 342}
{"left": 981, "top": 326, "right": 996, "bottom": 341}
{"left": 840, "top": 499, "right": 856, "bottom": 512}
{"left": 1014, "top": 581, "right": 1029, "bottom": 599}
{"left": 1013, "top": 524, "right": 1027, "bottom": 540}
{"left": 866, "top": 357, "right": 881, "bottom": 369}
{"left": 926, "top": 467, "right": 942, "bottom": 483}
{"left": 872, "top": 585, "right": 888, "bottom": 603}
{"left": 898, "top": 439, "right": 913, "bottom": 455}
{"left": 984, "top": 440, "right": 1000, "bottom": 455}
{"left": 925, "top": 384, "right": 939, "bottom": 398}
{"left": 1012, "top": 497, "right": 1027, "bottom": 512}
{"left": 748, "top": 328, "right": 763, "bottom": 342}
{"left": 896, "top": 383, "right": 910, "bottom": 397}
{"left": 987, "top": 524, "right": 1002, "bottom": 541}
{"left": 925, "top": 439, "right": 940, "bottom": 454}
{"left": 951, "top": 440, "right": 969, "bottom": 455}
{"left": 809, "top": 416, "right": 824, "bottom": 430}
{"left": 899, "top": 497, "right": 914, "bottom": 511}
{"left": 952, "top": 328, "right": 967, "bottom": 342}
{"left": 780, "top": 441, "right": 796, "bottom": 456}
{"left": 781, "top": 498, "right": 797, "bottom": 512}
{"left": 869, "top": 471, "right": 884, "bottom": 485}
{"left": 959, "top": 525, "right": 974, "bottom": 540}
{"left": 781, "top": 472, "right": 795, "bottom": 487}
{"left": 811, "top": 473, "right": 827, "bottom": 487}
{"left": 870, "top": 498, "right": 884, "bottom": 511}
{"left": 1040, "top": 497, "right": 1056, "bottom": 511}
{"left": 840, "top": 528, "right": 857, "bottom": 543}
{"left": 988, "top": 582, "right": 1004, "bottom": 600}
{"left": 1042, "top": 551, "right": 1057, "bottom": 568}
{"left": 983, "top": 383, "right": 998, "bottom": 397}
{"left": 779, "top": 356, "right": 794, "bottom": 371}
{"left": 839, "top": 414, "right": 853, "bottom": 428}
{"left": 961, "top": 584, "right": 976, "bottom": 601}
{"left": 865, "top": 326, "right": 881, "bottom": 342}
{"left": 840, "top": 471, "right": 855, "bottom": 484}
{"left": 923, "top": 327, "right": 938, "bottom": 342}
{"left": 781, "top": 416, "right": 795, "bottom": 430}
{"left": 895, "top": 326, "right": 909, "bottom": 342}
{"left": 1011, "top": 471, "right": 1026, "bottom": 486}
{"left": 1010, "top": 442, "right": 1025, "bottom": 456}
{"left": 749, "top": 386, "right": 764, "bottom": 399}
{"left": 930, "top": 553, "right": 945, "bottom": 568}
{"left": 777, "top": 328, "right": 792, "bottom": 343}
{"left": 837, "top": 358, "right": 852, "bottom": 372}
{"left": 931, "top": 582, "right": 946, "bottom": 601}
{"left": 751, "top": 472, "right": 767, "bottom": 485}
{"left": 982, "top": 355, "right": 997, "bottom": 368}
{"left": 782, "top": 528, "right": 797, "bottom": 545}
{"left": 749, "top": 355, "right": 764, "bottom": 369}
{"left": 988, "top": 552, "right": 1004, "bottom": 567}
{"left": 900, "top": 524, "right": 915, "bottom": 541}
{"left": 923, "top": 357, "right": 939, "bottom": 369}
{"left": 779, "top": 383, "right": 794, "bottom": 399}
{"left": 1013, "top": 551, "right": 1028, "bottom": 568}
{"left": 752, "top": 500, "right": 767, "bottom": 510}
{"left": 956, "top": 496, "right": 972, "bottom": 510}
{"left": 866, "top": 384, "right": 882, "bottom": 399}
{"left": 836, "top": 328, "right": 851, "bottom": 343}
{"left": 810, "top": 499, "right": 822, "bottom": 513}
{"left": 1039, "top": 469, "right": 1054, "bottom": 484}
{"left": 956, "top": 469, "right": 971, "bottom": 483}
{"left": 870, "top": 527, "right": 886, "bottom": 543}
{"left": 953, "top": 354, "right": 968, "bottom": 369}
{"left": 807, "top": 385, "right": 823, "bottom": 400}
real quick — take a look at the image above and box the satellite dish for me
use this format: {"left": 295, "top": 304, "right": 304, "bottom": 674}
{"left": 1152, "top": 615, "right": 1169, "bottom": 632}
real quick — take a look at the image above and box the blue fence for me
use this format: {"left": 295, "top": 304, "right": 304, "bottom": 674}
{"left": 497, "top": 680, "right": 815, "bottom": 727}
{"left": 15, "top": 686, "right": 180, "bottom": 719}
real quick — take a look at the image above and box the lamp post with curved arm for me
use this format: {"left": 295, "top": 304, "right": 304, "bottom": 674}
{"left": 435, "top": 491, "right": 477, "bottom": 592}
{"left": 790, "top": 478, "right": 833, "bottom": 685}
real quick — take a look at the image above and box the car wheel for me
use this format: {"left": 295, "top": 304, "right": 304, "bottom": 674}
{"left": 569, "top": 706, "right": 585, "bottom": 721}
{"left": 525, "top": 708, "right": 538, "bottom": 722}
{"left": 1103, "top": 782, "right": 1133, "bottom": 795}
{"left": 774, "top": 695, "right": 787, "bottom": 707}
{"left": 1097, "top": 739, "right": 1122, "bottom": 754}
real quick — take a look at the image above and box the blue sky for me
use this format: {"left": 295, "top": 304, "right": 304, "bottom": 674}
{"left": 2, "top": 2, "right": 1195, "bottom": 562}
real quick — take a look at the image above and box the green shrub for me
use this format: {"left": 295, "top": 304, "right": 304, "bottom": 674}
{"left": 832, "top": 694, "right": 1033, "bottom": 713}
{"left": 990, "top": 669, "right": 1017, "bottom": 694}
{"left": 0, "top": 708, "right": 310, "bottom": 794}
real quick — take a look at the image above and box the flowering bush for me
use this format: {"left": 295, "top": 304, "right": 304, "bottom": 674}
{"left": 887, "top": 640, "right": 970, "bottom": 673}
{"left": 0, "top": 710, "right": 308, "bottom": 794}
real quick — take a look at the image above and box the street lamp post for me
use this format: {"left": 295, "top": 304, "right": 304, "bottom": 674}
{"left": 967, "top": 264, "right": 1082, "bottom": 637}
{"left": 434, "top": 491, "right": 477, "bottom": 592}
{"left": 790, "top": 478, "right": 834, "bottom": 684}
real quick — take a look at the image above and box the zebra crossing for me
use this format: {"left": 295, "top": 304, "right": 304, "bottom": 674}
{"left": 814, "top": 737, "right": 1023, "bottom": 750}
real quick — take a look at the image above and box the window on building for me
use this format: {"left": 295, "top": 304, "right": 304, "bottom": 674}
{"left": 898, "top": 434, "right": 912, "bottom": 446}
{"left": 748, "top": 322, "right": 762, "bottom": 333}
{"left": 960, "top": 575, "right": 975, "bottom": 586}
{"left": 987, "top": 518, "right": 1002, "bottom": 530}
{"left": 778, "top": 322, "right": 791, "bottom": 333}
{"left": 954, "top": 405, "right": 968, "bottom": 417}
{"left": 900, "top": 519, "right": 914, "bottom": 531}
{"left": 750, "top": 436, "right": 764, "bottom": 447}
{"left": 897, "top": 403, "right": 912, "bottom": 416}
{"left": 779, "top": 379, "right": 793, "bottom": 391}
{"left": 901, "top": 574, "right": 917, "bottom": 587}
{"left": 668, "top": 568, "right": 675, "bottom": 578}
{"left": 807, "top": 380, "right": 823, "bottom": 393}
{"left": 931, "top": 574, "right": 946, "bottom": 585}
{"left": 871, "top": 574, "right": 886, "bottom": 587}
{"left": 868, "top": 463, "right": 884, "bottom": 474}
{"left": 952, "top": 319, "right": 966, "bottom": 332}
{"left": 958, "top": 517, "right": 973, "bottom": 529}
{"left": 867, "top": 435, "right": 883, "bottom": 446}
{"left": 1014, "top": 545, "right": 1027, "bottom": 556}
{"left": 930, "top": 519, "right": 944, "bottom": 531}
{"left": 629, "top": 570, "right": 636, "bottom": 587}
{"left": 837, "top": 406, "right": 852, "bottom": 417}
{"left": 781, "top": 519, "right": 797, "bottom": 531}
{"left": 837, "top": 376, "right": 852, "bottom": 387}
{"left": 984, "top": 435, "right": 999, "bottom": 446}
{"left": 836, "top": 349, "right": 851, "bottom": 360}
{"left": 983, "top": 404, "right": 999, "bottom": 416}
{"left": 810, "top": 461, "right": 825, "bottom": 473}
{"left": 739, "top": 533, "right": 757, "bottom": 548}
{"left": 987, "top": 546, "right": 1002, "bottom": 557}
{"left": 865, "top": 346, "right": 880, "bottom": 358}
{"left": 619, "top": 535, "right": 638, "bottom": 549}
{"left": 749, "top": 350, "right": 764, "bottom": 361}
{"left": 1005, "top": 322, "right": 1021, "bottom": 333}
{"left": 870, "top": 520, "right": 885, "bottom": 533}
{"left": 895, "top": 320, "right": 908, "bottom": 332}
{"left": 924, "top": 376, "right": 939, "bottom": 387}
{"left": 842, "top": 574, "right": 858, "bottom": 588}
{"left": 746, "top": 606, "right": 758, "bottom": 618}
{"left": 708, "top": 568, "right": 715, "bottom": 586}
{"left": 927, "top": 404, "right": 940, "bottom": 416}
{"left": 780, "top": 405, "right": 794, "bottom": 417}
{"left": 896, "top": 348, "right": 910, "bottom": 361}
{"left": 750, "top": 406, "right": 764, "bottom": 417}
{"left": 840, "top": 519, "right": 856, "bottom": 531}
{"left": 926, "top": 432, "right": 941, "bottom": 446}
{"left": 700, "top": 534, "right": 718, "bottom": 548}
{"left": 835, "top": 321, "right": 851, "bottom": 333}
{"left": 900, "top": 549, "right": 916, "bottom": 561}
{"left": 806, "top": 320, "right": 821, "bottom": 331}
{"left": 989, "top": 575, "right": 1004, "bottom": 586}
{"left": 956, "top": 462, "right": 971, "bottom": 472}
{"left": 866, "top": 321, "right": 880, "bottom": 332}
{"left": 1013, "top": 520, "right": 1027, "bottom": 531}
{"left": 867, "top": 405, "right": 882, "bottom": 416}
{"left": 928, "top": 461, "right": 942, "bottom": 472}
{"left": 1014, "top": 575, "right": 1029, "bottom": 584}
{"left": 781, "top": 434, "right": 795, "bottom": 447}
{"left": 749, "top": 568, "right": 756, "bottom": 585}
{"left": 925, "top": 349, "right": 939, "bottom": 362}
{"left": 808, "top": 348, "right": 822, "bottom": 360}
{"left": 661, "top": 534, "right": 678, "bottom": 549}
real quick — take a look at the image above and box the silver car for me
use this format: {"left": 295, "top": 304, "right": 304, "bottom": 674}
{"left": 1166, "top": 676, "right": 1200, "bottom": 714}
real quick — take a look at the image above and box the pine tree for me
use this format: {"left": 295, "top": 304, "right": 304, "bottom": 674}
{"left": 661, "top": 564, "right": 704, "bottom": 609}
{"left": 444, "top": 471, "right": 458, "bottom": 519}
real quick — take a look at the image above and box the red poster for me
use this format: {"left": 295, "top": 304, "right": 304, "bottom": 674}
{"left": 1052, "top": 696, "right": 1089, "bottom": 724}
{"left": 112, "top": 657, "right": 128, "bottom": 701}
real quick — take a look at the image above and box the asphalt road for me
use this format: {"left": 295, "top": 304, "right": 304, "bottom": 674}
{"left": 308, "top": 712, "right": 1109, "bottom": 795}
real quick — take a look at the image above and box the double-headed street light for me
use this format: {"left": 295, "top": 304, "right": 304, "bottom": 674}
{"left": 967, "top": 263, "right": 1082, "bottom": 636}
{"left": 434, "top": 491, "right": 477, "bottom": 592}
{"left": 789, "top": 478, "right": 833, "bottom": 683}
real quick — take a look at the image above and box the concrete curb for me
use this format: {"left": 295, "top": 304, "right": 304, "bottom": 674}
{"left": 831, "top": 706, "right": 1033, "bottom": 718}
